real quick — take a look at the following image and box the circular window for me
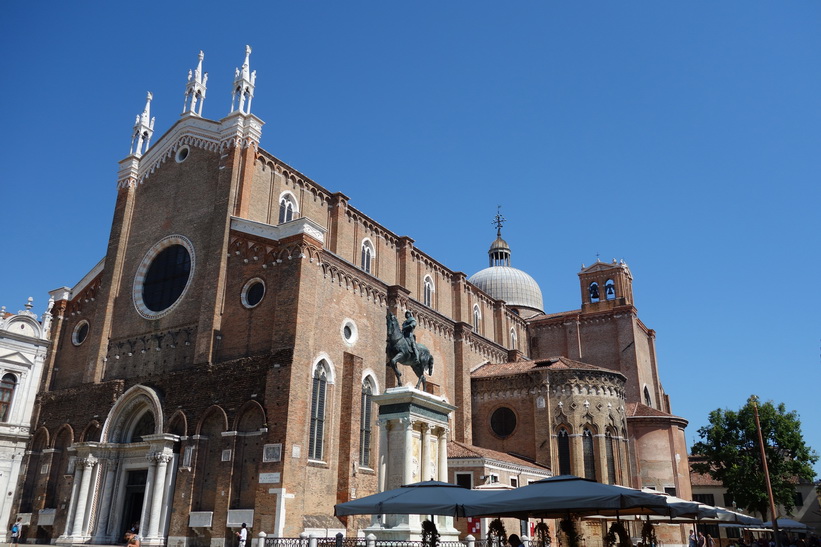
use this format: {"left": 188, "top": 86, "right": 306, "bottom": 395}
{"left": 242, "top": 278, "right": 266, "bottom": 308}
{"left": 73, "top": 320, "right": 90, "bottom": 346}
{"left": 175, "top": 145, "right": 190, "bottom": 163}
{"left": 490, "top": 407, "right": 517, "bottom": 438}
{"left": 341, "top": 319, "right": 358, "bottom": 345}
{"left": 133, "top": 235, "right": 196, "bottom": 319}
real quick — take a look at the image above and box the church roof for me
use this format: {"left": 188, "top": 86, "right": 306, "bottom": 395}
{"left": 527, "top": 309, "right": 582, "bottom": 321}
{"left": 471, "top": 356, "right": 619, "bottom": 378}
{"left": 625, "top": 402, "right": 677, "bottom": 418}
{"left": 448, "top": 440, "right": 550, "bottom": 470}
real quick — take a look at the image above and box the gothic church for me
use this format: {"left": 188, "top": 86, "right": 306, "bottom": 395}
{"left": 12, "top": 48, "right": 692, "bottom": 546}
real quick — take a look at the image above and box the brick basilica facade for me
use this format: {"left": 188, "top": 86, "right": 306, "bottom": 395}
{"left": 11, "top": 48, "right": 692, "bottom": 546}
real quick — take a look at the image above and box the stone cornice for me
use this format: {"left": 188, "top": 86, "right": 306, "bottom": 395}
{"left": 230, "top": 216, "right": 325, "bottom": 246}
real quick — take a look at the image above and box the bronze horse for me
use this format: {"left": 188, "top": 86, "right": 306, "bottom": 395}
{"left": 386, "top": 311, "right": 434, "bottom": 390}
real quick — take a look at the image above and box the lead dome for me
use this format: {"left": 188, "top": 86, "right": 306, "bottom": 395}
{"left": 468, "top": 222, "right": 544, "bottom": 317}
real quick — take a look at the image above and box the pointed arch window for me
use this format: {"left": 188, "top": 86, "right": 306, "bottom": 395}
{"left": 0, "top": 373, "right": 17, "bottom": 422}
{"left": 605, "top": 279, "right": 616, "bottom": 300}
{"left": 606, "top": 430, "right": 617, "bottom": 484}
{"left": 309, "top": 362, "right": 329, "bottom": 460}
{"left": 583, "top": 428, "right": 596, "bottom": 480}
{"left": 361, "top": 239, "right": 375, "bottom": 274}
{"left": 360, "top": 377, "right": 375, "bottom": 468}
{"left": 644, "top": 386, "right": 652, "bottom": 407}
{"left": 423, "top": 276, "right": 434, "bottom": 308}
{"left": 473, "top": 305, "right": 481, "bottom": 334}
{"left": 557, "top": 428, "right": 571, "bottom": 475}
{"left": 278, "top": 193, "right": 298, "bottom": 224}
{"left": 510, "top": 328, "right": 517, "bottom": 350}
{"left": 588, "top": 282, "right": 600, "bottom": 303}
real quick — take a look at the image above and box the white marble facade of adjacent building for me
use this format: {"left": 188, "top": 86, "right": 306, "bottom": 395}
{"left": 0, "top": 297, "right": 52, "bottom": 536}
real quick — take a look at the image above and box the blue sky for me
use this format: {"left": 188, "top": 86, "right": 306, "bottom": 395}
{"left": 1, "top": 3, "right": 819, "bottom": 477}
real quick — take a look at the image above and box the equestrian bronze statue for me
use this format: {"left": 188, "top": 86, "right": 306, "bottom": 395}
{"left": 386, "top": 310, "right": 434, "bottom": 390}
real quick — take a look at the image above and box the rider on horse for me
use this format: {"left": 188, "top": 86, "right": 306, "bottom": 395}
{"left": 402, "top": 311, "right": 421, "bottom": 363}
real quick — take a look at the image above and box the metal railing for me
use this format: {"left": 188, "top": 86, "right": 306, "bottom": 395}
{"left": 263, "top": 535, "right": 492, "bottom": 547}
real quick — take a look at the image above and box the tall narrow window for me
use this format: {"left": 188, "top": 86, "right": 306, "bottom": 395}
{"left": 309, "top": 363, "right": 328, "bottom": 460}
{"left": 606, "top": 430, "right": 617, "bottom": 484}
{"left": 510, "top": 328, "right": 517, "bottom": 350}
{"left": 278, "top": 193, "right": 297, "bottom": 224}
{"left": 583, "top": 428, "right": 596, "bottom": 480}
{"left": 423, "top": 276, "right": 434, "bottom": 307}
{"left": 473, "top": 305, "right": 481, "bottom": 334}
{"left": 557, "top": 428, "right": 571, "bottom": 475}
{"left": 359, "top": 378, "right": 374, "bottom": 467}
{"left": 644, "top": 386, "right": 652, "bottom": 407}
{"left": 361, "top": 239, "right": 374, "bottom": 274}
{"left": 0, "top": 374, "right": 16, "bottom": 422}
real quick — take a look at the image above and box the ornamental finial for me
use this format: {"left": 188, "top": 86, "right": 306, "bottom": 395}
{"left": 231, "top": 45, "right": 256, "bottom": 115}
{"left": 183, "top": 50, "right": 208, "bottom": 116}
{"left": 130, "top": 92, "right": 156, "bottom": 157}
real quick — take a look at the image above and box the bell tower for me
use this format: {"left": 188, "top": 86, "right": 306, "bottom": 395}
{"left": 578, "top": 258, "right": 634, "bottom": 311}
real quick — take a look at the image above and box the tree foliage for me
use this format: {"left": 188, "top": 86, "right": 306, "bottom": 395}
{"left": 691, "top": 397, "right": 818, "bottom": 519}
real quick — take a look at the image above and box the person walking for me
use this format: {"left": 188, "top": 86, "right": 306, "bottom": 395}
{"left": 10, "top": 517, "right": 22, "bottom": 544}
{"left": 236, "top": 523, "right": 248, "bottom": 547}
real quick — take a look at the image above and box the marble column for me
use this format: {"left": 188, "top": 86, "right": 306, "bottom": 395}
{"left": 70, "top": 456, "right": 97, "bottom": 537}
{"left": 420, "top": 424, "right": 431, "bottom": 482}
{"left": 64, "top": 463, "right": 82, "bottom": 536}
{"left": 437, "top": 428, "right": 448, "bottom": 482}
{"left": 402, "top": 418, "right": 414, "bottom": 485}
{"left": 146, "top": 452, "right": 172, "bottom": 538}
{"left": 377, "top": 419, "right": 389, "bottom": 492}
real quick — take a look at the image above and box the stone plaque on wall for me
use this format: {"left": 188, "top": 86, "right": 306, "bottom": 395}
{"left": 259, "top": 472, "right": 280, "bottom": 484}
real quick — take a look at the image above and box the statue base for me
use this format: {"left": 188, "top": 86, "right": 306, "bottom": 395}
{"left": 363, "top": 514, "right": 461, "bottom": 542}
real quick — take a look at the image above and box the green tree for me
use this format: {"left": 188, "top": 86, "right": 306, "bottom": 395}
{"left": 691, "top": 396, "right": 818, "bottom": 519}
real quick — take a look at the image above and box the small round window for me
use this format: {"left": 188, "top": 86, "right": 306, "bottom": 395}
{"left": 175, "top": 145, "right": 190, "bottom": 163}
{"left": 490, "top": 406, "right": 517, "bottom": 438}
{"left": 133, "top": 235, "right": 196, "bottom": 319}
{"left": 72, "top": 320, "right": 90, "bottom": 346}
{"left": 341, "top": 319, "right": 358, "bottom": 346}
{"left": 242, "top": 278, "right": 266, "bottom": 308}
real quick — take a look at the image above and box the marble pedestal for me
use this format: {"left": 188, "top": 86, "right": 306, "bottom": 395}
{"left": 363, "top": 386, "right": 458, "bottom": 541}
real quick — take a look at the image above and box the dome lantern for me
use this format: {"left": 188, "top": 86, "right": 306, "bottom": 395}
{"left": 468, "top": 208, "right": 544, "bottom": 317}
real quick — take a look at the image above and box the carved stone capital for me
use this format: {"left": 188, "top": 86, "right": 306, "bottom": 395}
{"left": 78, "top": 455, "right": 98, "bottom": 469}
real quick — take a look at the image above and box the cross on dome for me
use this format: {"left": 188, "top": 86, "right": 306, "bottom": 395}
{"left": 492, "top": 205, "right": 507, "bottom": 237}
